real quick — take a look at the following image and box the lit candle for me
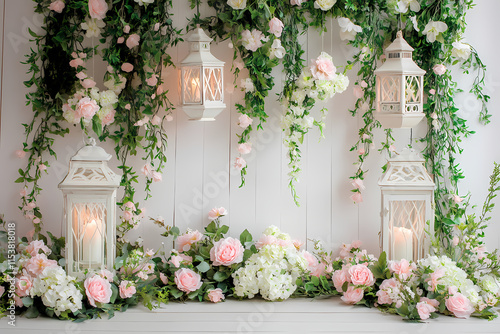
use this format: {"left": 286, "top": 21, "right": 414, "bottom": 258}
{"left": 393, "top": 227, "right": 413, "bottom": 261}
{"left": 82, "top": 219, "right": 103, "bottom": 265}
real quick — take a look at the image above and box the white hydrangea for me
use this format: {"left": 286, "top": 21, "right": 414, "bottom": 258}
{"left": 104, "top": 74, "right": 127, "bottom": 94}
{"left": 232, "top": 227, "right": 307, "bottom": 301}
{"left": 479, "top": 275, "right": 500, "bottom": 296}
{"left": 90, "top": 87, "right": 100, "bottom": 102}
{"left": 297, "top": 68, "right": 314, "bottom": 89}
{"left": 99, "top": 90, "right": 118, "bottom": 107}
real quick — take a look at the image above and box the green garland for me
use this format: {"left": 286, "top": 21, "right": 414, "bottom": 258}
{"left": 18, "top": 0, "right": 180, "bottom": 247}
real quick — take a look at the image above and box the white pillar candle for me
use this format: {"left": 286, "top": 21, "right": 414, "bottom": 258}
{"left": 82, "top": 219, "right": 103, "bottom": 265}
{"left": 393, "top": 227, "right": 413, "bottom": 261}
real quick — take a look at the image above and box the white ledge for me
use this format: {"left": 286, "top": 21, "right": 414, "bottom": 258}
{"left": 1, "top": 298, "right": 499, "bottom": 333}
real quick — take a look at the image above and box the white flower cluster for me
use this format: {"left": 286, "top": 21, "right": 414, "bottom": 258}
{"left": 419, "top": 255, "right": 482, "bottom": 307}
{"left": 232, "top": 226, "right": 307, "bottom": 301}
{"left": 30, "top": 266, "right": 83, "bottom": 316}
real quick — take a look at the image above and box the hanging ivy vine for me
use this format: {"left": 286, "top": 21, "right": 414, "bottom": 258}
{"left": 18, "top": 0, "right": 180, "bottom": 248}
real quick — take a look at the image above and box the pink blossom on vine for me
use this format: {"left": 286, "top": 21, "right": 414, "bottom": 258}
{"left": 20, "top": 188, "right": 27, "bottom": 197}
{"left": 290, "top": 0, "right": 306, "bottom": 5}
{"left": 429, "top": 89, "right": 436, "bottom": 95}
{"left": 145, "top": 74, "right": 158, "bottom": 86}
{"left": 15, "top": 150, "right": 26, "bottom": 159}
{"left": 268, "top": 17, "right": 284, "bottom": 38}
{"left": 123, "top": 25, "right": 130, "bottom": 33}
{"left": 350, "top": 192, "right": 363, "bottom": 203}
{"left": 76, "top": 71, "right": 87, "bottom": 79}
{"left": 69, "top": 58, "right": 84, "bottom": 68}
{"left": 452, "top": 236, "right": 459, "bottom": 246}
{"left": 234, "top": 157, "right": 247, "bottom": 170}
{"left": 82, "top": 78, "right": 96, "bottom": 89}
{"left": 238, "top": 114, "right": 253, "bottom": 129}
{"left": 357, "top": 148, "right": 365, "bottom": 155}
{"left": 71, "top": 52, "right": 78, "bottom": 58}
{"left": 353, "top": 85, "right": 363, "bottom": 99}
{"left": 26, "top": 202, "right": 36, "bottom": 210}
{"left": 154, "top": 23, "right": 160, "bottom": 31}
{"left": 156, "top": 86, "right": 164, "bottom": 95}
{"left": 88, "top": 0, "right": 108, "bottom": 20}
{"left": 123, "top": 210, "right": 133, "bottom": 221}
{"left": 76, "top": 97, "right": 99, "bottom": 119}
{"left": 433, "top": 64, "right": 447, "bottom": 75}
{"left": 238, "top": 142, "right": 252, "bottom": 155}
{"left": 124, "top": 201, "right": 136, "bottom": 211}
{"left": 241, "top": 29, "right": 264, "bottom": 52}
{"left": 125, "top": 104, "right": 131, "bottom": 110}
{"left": 389, "top": 145, "right": 396, "bottom": 152}
{"left": 310, "top": 52, "right": 336, "bottom": 80}
{"left": 351, "top": 178, "right": 365, "bottom": 190}
{"left": 453, "top": 195, "right": 463, "bottom": 203}
{"left": 152, "top": 171, "right": 162, "bottom": 182}
{"left": 121, "top": 62, "right": 134, "bottom": 73}
{"left": 38, "top": 164, "right": 47, "bottom": 171}
{"left": 33, "top": 218, "right": 41, "bottom": 225}
{"left": 141, "top": 164, "right": 153, "bottom": 177}
{"left": 208, "top": 207, "right": 228, "bottom": 220}
{"left": 151, "top": 115, "right": 162, "bottom": 126}
{"left": 49, "top": 1, "right": 65, "bottom": 14}
{"left": 117, "top": 37, "right": 124, "bottom": 44}
{"left": 126, "top": 34, "right": 140, "bottom": 49}
{"left": 360, "top": 80, "right": 368, "bottom": 88}
{"left": 430, "top": 112, "right": 438, "bottom": 120}
{"left": 361, "top": 134, "right": 370, "bottom": 140}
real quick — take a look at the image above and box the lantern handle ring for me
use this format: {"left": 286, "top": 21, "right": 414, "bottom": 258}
{"left": 83, "top": 135, "right": 97, "bottom": 147}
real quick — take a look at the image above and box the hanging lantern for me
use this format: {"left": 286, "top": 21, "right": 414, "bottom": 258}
{"left": 58, "top": 139, "right": 121, "bottom": 276}
{"left": 180, "top": 24, "right": 226, "bottom": 121}
{"left": 374, "top": 31, "right": 426, "bottom": 128}
{"left": 378, "top": 148, "right": 435, "bottom": 262}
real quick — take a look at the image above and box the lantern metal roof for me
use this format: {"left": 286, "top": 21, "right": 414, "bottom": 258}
{"left": 374, "top": 31, "right": 426, "bottom": 76}
{"left": 180, "top": 26, "right": 225, "bottom": 67}
{"left": 378, "top": 148, "right": 435, "bottom": 190}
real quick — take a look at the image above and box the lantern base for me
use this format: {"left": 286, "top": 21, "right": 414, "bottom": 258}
{"left": 374, "top": 112, "right": 425, "bottom": 129}
{"left": 182, "top": 105, "right": 225, "bottom": 121}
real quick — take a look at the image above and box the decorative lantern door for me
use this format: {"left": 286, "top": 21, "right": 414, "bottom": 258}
{"left": 59, "top": 140, "right": 121, "bottom": 276}
{"left": 375, "top": 31, "right": 426, "bottom": 128}
{"left": 378, "top": 149, "right": 435, "bottom": 262}
{"left": 180, "top": 25, "right": 226, "bottom": 121}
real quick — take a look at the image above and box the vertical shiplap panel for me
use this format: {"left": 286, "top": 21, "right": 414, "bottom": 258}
{"left": 254, "top": 64, "right": 283, "bottom": 238}
{"left": 305, "top": 23, "right": 332, "bottom": 250}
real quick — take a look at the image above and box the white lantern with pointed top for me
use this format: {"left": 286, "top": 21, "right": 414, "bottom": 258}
{"left": 375, "top": 31, "right": 426, "bottom": 128}
{"left": 180, "top": 25, "right": 226, "bottom": 121}
{"left": 58, "top": 140, "right": 121, "bottom": 276}
{"left": 378, "top": 148, "right": 435, "bottom": 262}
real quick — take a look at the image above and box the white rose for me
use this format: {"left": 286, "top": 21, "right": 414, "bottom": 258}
{"left": 228, "top": 0, "right": 246, "bottom": 10}
{"left": 338, "top": 17, "right": 362, "bottom": 41}
{"left": 314, "top": 0, "right": 336, "bottom": 11}
{"left": 452, "top": 41, "right": 471, "bottom": 60}
{"left": 134, "top": 0, "right": 154, "bottom": 5}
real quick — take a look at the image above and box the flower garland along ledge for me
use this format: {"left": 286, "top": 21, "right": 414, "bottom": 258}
{"left": 1, "top": 163, "right": 499, "bottom": 321}
{"left": 18, "top": 0, "right": 180, "bottom": 250}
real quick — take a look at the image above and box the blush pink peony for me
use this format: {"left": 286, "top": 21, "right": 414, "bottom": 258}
{"left": 119, "top": 281, "right": 136, "bottom": 299}
{"left": 341, "top": 285, "right": 364, "bottom": 304}
{"left": 310, "top": 53, "right": 336, "bottom": 80}
{"left": 207, "top": 288, "right": 225, "bottom": 303}
{"left": 15, "top": 274, "right": 33, "bottom": 297}
{"left": 177, "top": 230, "right": 204, "bottom": 252}
{"left": 84, "top": 275, "right": 112, "bottom": 307}
{"left": 445, "top": 292, "right": 475, "bottom": 319}
{"left": 174, "top": 268, "right": 202, "bottom": 293}
{"left": 416, "top": 301, "right": 436, "bottom": 320}
{"left": 388, "top": 259, "right": 416, "bottom": 280}
{"left": 348, "top": 264, "right": 375, "bottom": 286}
{"left": 25, "top": 253, "right": 58, "bottom": 276}
{"left": 76, "top": 97, "right": 99, "bottom": 119}
{"left": 210, "top": 237, "right": 244, "bottom": 266}
{"left": 332, "top": 269, "right": 348, "bottom": 292}
{"left": 25, "top": 240, "right": 50, "bottom": 257}
{"left": 88, "top": 0, "right": 108, "bottom": 20}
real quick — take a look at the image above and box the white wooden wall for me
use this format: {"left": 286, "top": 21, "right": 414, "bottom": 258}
{"left": 0, "top": 0, "right": 499, "bottom": 256}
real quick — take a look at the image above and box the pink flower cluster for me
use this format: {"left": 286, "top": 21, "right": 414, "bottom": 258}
{"left": 177, "top": 230, "right": 204, "bottom": 252}
{"left": 210, "top": 237, "right": 244, "bottom": 266}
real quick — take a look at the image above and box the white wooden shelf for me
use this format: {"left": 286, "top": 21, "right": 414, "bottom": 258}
{"left": 1, "top": 298, "right": 499, "bottom": 333}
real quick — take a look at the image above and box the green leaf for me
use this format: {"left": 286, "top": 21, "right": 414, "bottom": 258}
{"left": 196, "top": 261, "right": 210, "bottom": 273}
{"left": 25, "top": 305, "right": 40, "bottom": 319}
{"left": 239, "top": 229, "right": 253, "bottom": 246}
{"left": 213, "top": 271, "right": 229, "bottom": 282}
{"left": 21, "top": 297, "right": 34, "bottom": 307}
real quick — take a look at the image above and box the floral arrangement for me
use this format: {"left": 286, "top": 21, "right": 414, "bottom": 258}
{"left": 282, "top": 52, "right": 349, "bottom": 203}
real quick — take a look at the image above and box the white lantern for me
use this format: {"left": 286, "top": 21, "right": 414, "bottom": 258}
{"left": 374, "top": 31, "right": 426, "bottom": 128}
{"left": 180, "top": 25, "right": 226, "bottom": 121}
{"left": 58, "top": 140, "right": 121, "bottom": 276}
{"left": 378, "top": 148, "right": 435, "bottom": 262}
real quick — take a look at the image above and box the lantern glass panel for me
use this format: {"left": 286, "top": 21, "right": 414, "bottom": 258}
{"left": 182, "top": 66, "right": 202, "bottom": 104}
{"left": 380, "top": 76, "right": 401, "bottom": 113}
{"left": 388, "top": 199, "right": 426, "bottom": 262}
{"left": 405, "top": 75, "right": 421, "bottom": 113}
{"left": 71, "top": 202, "right": 107, "bottom": 272}
{"left": 203, "top": 67, "right": 223, "bottom": 102}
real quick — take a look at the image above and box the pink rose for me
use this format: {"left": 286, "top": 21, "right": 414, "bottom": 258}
{"left": 302, "top": 251, "right": 323, "bottom": 277}
{"left": 33, "top": 217, "right": 41, "bottom": 225}
{"left": 351, "top": 178, "right": 365, "bottom": 190}
{"left": 117, "top": 37, "right": 125, "bottom": 44}
{"left": 146, "top": 74, "right": 158, "bottom": 87}
{"left": 238, "top": 114, "right": 253, "bottom": 129}
{"left": 125, "top": 104, "right": 131, "bottom": 110}
{"left": 159, "top": 273, "right": 168, "bottom": 285}
{"left": 425, "top": 268, "right": 444, "bottom": 292}
{"left": 310, "top": 53, "right": 336, "bottom": 80}
{"left": 20, "top": 188, "right": 27, "bottom": 197}
{"left": 174, "top": 268, "right": 202, "bottom": 293}
{"left": 234, "top": 157, "right": 246, "bottom": 170}
{"left": 98, "top": 269, "right": 115, "bottom": 282}
{"left": 154, "top": 23, "right": 160, "bottom": 31}
{"left": 357, "top": 147, "right": 365, "bottom": 155}
{"left": 76, "top": 72, "right": 87, "bottom": 80}
{"left": 341, "top": 285, "right": 364, "bottom": 304}
{"left": 238, "top": 143, "right": 252, "bottom": 155}
{"left": 15, "top": 150, "right": 26, "bottom": 159}
{"left": 76, "top": 97, "right": 99, "bottom": 119}
{"left": 433, "top": 64, "right": 447, "bottom": 75}
{"left": 26, "top": 201, "right": 37, "bottom": 209}
{"left": 332, "top": 269, "right": 348, "bottom": 292}
{"left": 388, "top": 259, "right": 415, "bottom": 280}
{"left": 101, "top": 108, "right": 116, "bottom": 126}
{"left": 69, "top": 58, "right": 84, "bottom": 68}
{"left": 350, "top": 192, "right": 363, "bottom": 203}
{"left": 82, "top": 78, "right": 96, "bottom": 89}
{"left": 38, "top": 164, "right": 47, "bottom": 171}
{"left": 210, "top": 237, "right": 244, "bottom": 266}
{"left": 241, "top": 29, "right": 264, "bottom": 52}
{"left": 156, "top": 85, "right": 164, "bottom": 95}
{"left": 207, "top": 288, "right": 225, "bottom": 303}
{"left": 49, "top": 0, "right": 65, "bottom": 13}
{"left": 452, "top": 236, "right": 459, "bottom": 246}
{"left": 348, "top": 264, "right": 375, "bottom": 286}
{"left": 416, "top": 301, "right": 436, "bottom": 320}
{"left": 25, "top": 253, "right": 58, "bottom": 276}
{"left": 445, "top": 292, "right": 475, "bottom": 319}
{"left": 88, "top": 0, "right": 108, "bottom": 20}
{"left": 389, "top": 144, "right": 396, "bottom": 152}
{"left": 84, "top": 275, "right": 112, "bottom": 307}
{"left": 360, "top": 80, "right": 368, "bottom": 88}
{"left": 119, "top": 281, "right": 136, "bottom": 299}
{"left": 453, "top": 195, "right": 463, "bottom": 204}
{"left": 421, "top": 297, "right": 439, "bottom": 308}
{"left": 121, "top": 62, "right": 134, "bottom": 73}
{"left": 151, "top": 115, "right": 162, "bottom": 126}
{"left": 351, "top": 240, "right": 362, "bottom": 249}
{"left": 141, "top": 163, "right": 153, "bottom": 177}
{"left": 208, "top": 207, "right": 228, "bottom": 220}
{"left": 126, "top": 34, "right": 140, "bottom": 49}
{"left": 177, "top": 230, "right": 204, "bottom": 252}
{"left": 15, "top": 274, "right": 33, "bottom": 297}
{"left": 123, "top": 25, "right": 130, "bottom": 34}
{"left": 152, "top": 171, "right": 162, "bottom": 182}
{"left": 123, "top": 210, "right": 133, "bottom": 221}
{"left": 25, "top": 240, "right": 50, "bottom": 256}
{"left": 255, "top": 234, "right": 278, "bottom": 249}
{"left": 353, "top": 85, "right": 364, "bottom": 99}
{"left": 376, "top": 278, "right": 399, "bottom": 305}
{"left": 268, "top": 18, "right": 284, "bottom": 37}
{"left": 429, "top": 89, "right": 436, "bottom": 95}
